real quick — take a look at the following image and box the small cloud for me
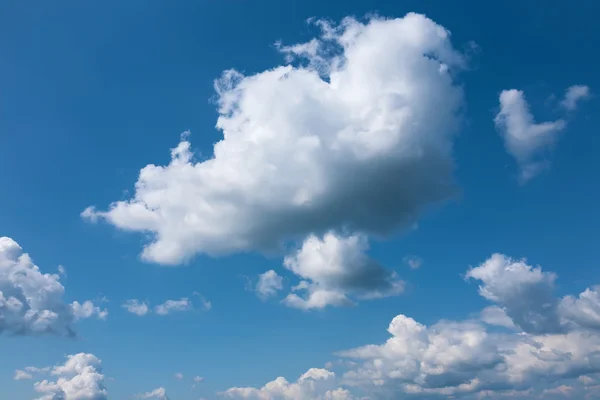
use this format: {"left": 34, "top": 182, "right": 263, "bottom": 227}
{"left": 136, "top": 387, "right": 169, "bottom": 400}
{"left": 192, "top": 375, "right": 204, "bottom": 389}
{"left": 71, "top": 300, "right": 108, "bottom": 321}
{"left": 542, "top": 385, "right": 573, "bottom": 396}
{"left": 495, "top": 89, "right": 566, "bottom": 182}
{"left": 57, "top": 265, "right": 67, "bottom": 277}
{"left": 14, "top": 370, "right": 33, "bottom": 380}
{"left": 174, "top": 372, "right": 184, "bottom": 380}
{"left": 193, "top": 292, "right": 212, "bottom": 310}
{"left": 403, "top": 255, "right": 423, "bottom": 270}
{"left": 155, "top": 298, "right": 191, "bottom": 316}
{"left": 80, "top": 206, "right": 100, "bottom": 223}
{"left": 256, "top": 270, "right": 284, "bottom": 300}
{"left": 561, "top": 85, "right": 590, "bottom": 111}
{"left": 122, "top": 300, "right": 150, "bottom": 316}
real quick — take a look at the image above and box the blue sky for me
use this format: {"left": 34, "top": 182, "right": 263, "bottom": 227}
{"left": 1, "top": 0, "right": 599, "bottom": 399}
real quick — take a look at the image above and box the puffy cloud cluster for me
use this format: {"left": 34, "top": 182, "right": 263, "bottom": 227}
{"left": 282, "top": 233, "right": 404, "bottom": 310}
{"left": 221, "top": 368, "right": 355, "bottom": 400}
{"left": 83, "top": 12, "right": 465, "bottom": 265}
{"left": 31, "top": 353, "right": 107, "bottom": 400}
{"left": 331, "top": 254, "right": 600, "bottom": 397}
{"left": 0, "top": 237, "right": 106, "bottom": 336}
{"left": 495, "top": 89, "right": 566, "bottom": 182}
{"left": 227, "top": 255, "right": 600, "bottom": 398}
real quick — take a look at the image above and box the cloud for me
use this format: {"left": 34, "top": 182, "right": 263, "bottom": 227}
{"left": 559, "top": 286, "right": 600, "bottom": 330}
{"left": 256, "top": 270, "right": 284, "bottom": 300}
{"left": 479, "top": 306, "right": 516, "bottom": 329}
{"left": 403, "top": 255, "right": 423, "bottom": 270}
{"left": 155, "top": 298, "right": 192, "bottom": 316}
{"left": 83, "top": 13, "right": 465, "bottom": 265}
{"left": 221, "top": 368, "right": 355, "bottom": 399}
{"left": 330, "top": 255, "right": 600, "bottom": 398}
{"left": 282, "top": 232, "right": 404, "bottom": 310}
{"left": 71, "top": 301, "right": 108, "bottom": 321}
{"left": 221, "top": 255, "right": 600, "bottom": 398}
{"left": 122, "top": 299, "right": 150, "bottom": 316}
{"left": 32, "top": 353, "right": 107, "bottom": 400}
{"left": 136, "top": 387, "right": 169, "bottom": 400}
{"left": 541, "top": 384, "right": 574, "bottom": 397}
{"left": 0, "top": 236, "right": 104, "bottom": 337}
{"left": 193, "top": 291, "right": 213, "bottom": 310}
{"left": 174, "top": 372, "right": 184, "bottom": 380}
{"left": 494, "top": 89, "right": 566, "bottom": 182}
{"left": 122, "top": 295, "right": 209, "bottom": 316}
{"left": 466, "top": 253, "right": 561, "bottom": 334}
{"left": 57, "top": 265, "right": 66, "bottom": 277}
{"left": 14, "top": 369, "right": 33, "bottom": 380}
{"left": 193, "top": 375, "right": 205, "bottom": 390}
{"left": 561, "top": 85, "right": 590, "bottom": 111}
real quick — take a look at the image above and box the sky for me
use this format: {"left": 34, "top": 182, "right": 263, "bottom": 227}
{"left": 1, "top": 0, "right": 599, "bottom": 399}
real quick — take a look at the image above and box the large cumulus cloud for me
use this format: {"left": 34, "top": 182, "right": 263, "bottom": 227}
{"left": 83, "top": 13, "right": 465, "bottom": 265}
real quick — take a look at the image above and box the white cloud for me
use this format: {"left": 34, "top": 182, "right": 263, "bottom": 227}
{"left": 559, "top": 286, "right": 600, "bottom": 330}
{"left": 466, "top": 253, "right": 561, "bottom": 334}
{"left": 0, "top": 236, "right": 103, "bottom": 336}
{"left": 83, "top": 13, "right": 465, "bottom": 265}
{"left": 57, "top": 265, "right": 66, "bottom": 277}
{"left": 256, "top": 270, "right": 283, "bottom": 300}
{"left": 561, "top": 85, "right": 590, "bottom": 111}
{"left": 136, "top": 387, "right": 169, "bottom": 400}
{"left": 32, "top": 353, "right": 107, "bottom": 400}
{"left": 221, "top": 368, "right": 355, "bottom": 399}
{"left": 403, "top": 255, "right": 423, "bottom": 270}
{"left": 495, "top": 89, "right": 566, "bottom": 182}
{"left": 221, "top": 255, "right": 600, "bottom": 398}
{"left": 282, "top": 232, "right": 404, "bottom": 310}
{"left": 327, "top": 255, "right": 600, "bottom": 398}
{"left": 122, "top": 299, "right": 150, "bottom": 316}
{"left": 479, "top": 306, "right": 516, "bottom": 329}
{"left": 71, "top": 300, "right": 108, "bottom": 321}
{"left": 123, "top": 295, "right": 209, "bottom": 316}
{"left": 26, "top": 366, "right": 51, "bottom": 373}
{"left": 193, "top": 291, "right": 213, "bottom": 310}
{"left": 14, "top": 369, "right": 33, "bottom": 380}
{"left": 174, "top": 372, "right": 184, "bottom": 380}
{"left": 155, "top": 298, "right": 191, "bottom": 316}
{"left": 193, "top": 375, "right": 205, "bottom": 390}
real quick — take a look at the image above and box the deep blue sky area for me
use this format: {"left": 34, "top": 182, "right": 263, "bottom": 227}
{"left": 1, "top": 1, "right": 599, "bottom": 399}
